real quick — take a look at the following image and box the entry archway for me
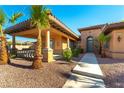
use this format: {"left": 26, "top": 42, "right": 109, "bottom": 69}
{"left": 87, "top": 36, "right": 94, "bottom": 52}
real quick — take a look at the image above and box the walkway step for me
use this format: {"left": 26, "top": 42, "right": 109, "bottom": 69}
{"left": 63, "top": 53, "right": 105, "bottom": 88}
{"left": 53, "top": 54, "right": 63, "bottom": 60}
{"left": 72, "top": 64, "right": 104, "bottom": 79}
{"left": 63, "top": 73, "right": 105, "bottom": 88}
{"left": 72, "top": 53, "right": 104, "bottom": 79}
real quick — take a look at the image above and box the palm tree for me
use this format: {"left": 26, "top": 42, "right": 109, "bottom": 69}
{"left": 7, "top": 12, "right": 23, "bottom": 63}
{"left": 0, "top": 9, "right": 8, "bottom": 64}
{"left": 9, "top": 12, "right": 23, "bottom": 54}
{"left": 97, "top": 32, "right": 111, "bottom": 57}
{"left": 30, "top": 5, "right": 50, "bottom": 69}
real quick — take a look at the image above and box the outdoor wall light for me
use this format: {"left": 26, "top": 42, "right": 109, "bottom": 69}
{"left": 117, "top": 32, "right": 123, "bottom": 42}
{"left": 117, "top": 36, "right": 121, "bottom": 42}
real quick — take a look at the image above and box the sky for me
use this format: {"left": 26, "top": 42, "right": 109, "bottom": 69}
{"left": 1, "top": 5, "right": 124, "bottom": 42}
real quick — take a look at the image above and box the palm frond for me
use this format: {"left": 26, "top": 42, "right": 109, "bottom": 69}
{"left": 9, "top": 12, "right": 23, "bottom": 24}
{"left": 97, "top": 32, "right": 111, "bottom": 45}
{"left": 30, "top": 5, "right": 51, "bottom": 30}
{"left": 0, "top": 9, "right": 6, "bottom": 26}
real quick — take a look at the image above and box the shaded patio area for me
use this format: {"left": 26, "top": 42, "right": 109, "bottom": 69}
{"left": 5, "top": 14, "right": 79, "bottom": 63}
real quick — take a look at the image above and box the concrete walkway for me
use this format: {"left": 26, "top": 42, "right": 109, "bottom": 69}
{"left": 63, "top": 53, "right": 105, "bottom": 88}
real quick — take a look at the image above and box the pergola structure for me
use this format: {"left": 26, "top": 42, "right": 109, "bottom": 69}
{"left": 5, "top": 14, "right": 79, "bottom": 62}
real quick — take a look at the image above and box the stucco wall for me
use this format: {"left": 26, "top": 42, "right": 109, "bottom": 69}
{"left": 80, "top": 26, "right": 124, "bottom": 59}
{"left": 41, "top": 28, "right": 77, "bottom": 54}
{"left": 51, "top": 34, "right": 62, "bottom": 54}
{"left": 62, "top": 37, "right": 68, "bottom": 50}
{"left": 50, "top": 28, "right": 78, "bottom": 54}
{"left": 80, "top": 28, "right": 102, "bottom": 52}
{"left": 105, "top": 29, "right": 124, "bottom": 59}
{"left": 112, "top": 29, "right": 124, "bottom": 52}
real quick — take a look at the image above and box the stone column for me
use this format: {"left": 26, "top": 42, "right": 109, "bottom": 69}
{"left": 43, "top": 30, "right": 53, "bottom": 63}
{"left": 12, "top": 35, "right": 16, "bottom": 49}
{"left": 67, "top": 38, "right": 70, "bottom": 49}
{"left": 46, "top": 30, "right": 50, "bottom": 49}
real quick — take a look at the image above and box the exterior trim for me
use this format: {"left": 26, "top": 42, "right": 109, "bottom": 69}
{"left": 78, "top": 24, "right": 105, "bottom": 32}
{"left": 5, "top": 14, "right": 79, "bottom": 40}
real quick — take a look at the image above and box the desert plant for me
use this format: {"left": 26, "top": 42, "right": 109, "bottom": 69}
{"left": 10, "top": 54, "right": 16, "bottom": 59}
{"left": 97, "top": 32, "right": 111, "bottom": 57}
{"left": 63, "top": 48, "right": 72, "bottom": 62}
{"left": 30, "top": 5, "right": 51, "bottom": 69}
{"left": 71, "top": 48, "right": 83, "bottom": 57}
{"left": 9, "top": 12, "right": 23, "bottom": 53}
{"left": 0, "top": 9, "right": 8, "bottom": 64}
{"left": 72, "top": 48, "right": 78, "bottom": 57}
{"left": 80, "top": 48, "right": 84, "bottom": 53}
{"left": 7, "top": 12, "right": 23, "bottom": 63}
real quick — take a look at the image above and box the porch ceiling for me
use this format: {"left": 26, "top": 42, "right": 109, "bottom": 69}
{"left": 5, "top": 15, "right": 79, "bottom": 40}
{"left": 10, "top": 27, "right": 77, "bottom": 41}
{"left": 12, "top": 28, "right": 38, "bottom": 39}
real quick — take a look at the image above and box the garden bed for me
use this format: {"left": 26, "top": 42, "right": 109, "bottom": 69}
{"left": 0, "top": 59, "right": 75, "bottom": 88}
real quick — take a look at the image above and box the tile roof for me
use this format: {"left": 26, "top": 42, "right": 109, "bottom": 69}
{"left": 78, "top": 21, "right": 124, "bottom": 34}
{"left": 5, "top": 14, "right": 79, "bottom": 39}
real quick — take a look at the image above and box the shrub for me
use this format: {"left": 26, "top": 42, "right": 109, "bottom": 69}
{"left": 71, "top": 48, "right": 78, "bottom": 57}
{"left": 71, "top": 48, "right": 84, "bottom": 57}
{"left": 63, "top": 48, "right": 72, "bottom": 62}
{"left": 10, "top": 54, "right": 16, "bottom": 59}
{"left": 80, "top": 48, "right": 84, "bottom": 53}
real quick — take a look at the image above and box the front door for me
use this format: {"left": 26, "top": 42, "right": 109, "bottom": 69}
{"left": 87, "top": 37, "right": 93, "bottom": 52}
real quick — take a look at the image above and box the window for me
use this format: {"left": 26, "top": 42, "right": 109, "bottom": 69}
{"left": 50, "top": 40, "right": 55, "bottom": 49}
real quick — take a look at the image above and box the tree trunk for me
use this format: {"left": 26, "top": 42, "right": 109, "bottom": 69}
{"left": 101, "top": 46, "right": 104, "bottom": 57}
{"left": 32, "top": 27, "right": 43, "bottom": 69}
{"left": 99, "top": 43, "right": 102, "bottom": 55}
{"left": 101, "top": 46, "right": 106, "bottom": 58}
{"left": 101, "top": 44, "right": 105, "bottom": 58}
{"left": 0, "top": 25, "right": 8, "bottom": 65}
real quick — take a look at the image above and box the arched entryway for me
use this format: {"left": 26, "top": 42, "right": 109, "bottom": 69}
{"left": 87, "top": 36, "right": 94, "bottom": 52}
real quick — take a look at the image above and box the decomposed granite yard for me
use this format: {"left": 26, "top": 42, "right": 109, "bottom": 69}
{"left": 0, "top": 59, "right": 75, "bottom": 88}
{"left": 97, "top": 55, "right": 124, "bottom": 88}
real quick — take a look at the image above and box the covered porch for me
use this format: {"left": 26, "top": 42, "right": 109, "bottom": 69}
{"left": 11, "top": 27, "right": 77, "bottom": 61}
{"left": 5, "top": 15, "right": 79, "bottom": 62}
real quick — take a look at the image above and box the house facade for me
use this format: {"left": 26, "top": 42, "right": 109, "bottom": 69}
{"left": 79, "top": 22, "right": 124, "bottom": 59}
{"left": 5, "top": 14, "right": 79, "bottom": 62}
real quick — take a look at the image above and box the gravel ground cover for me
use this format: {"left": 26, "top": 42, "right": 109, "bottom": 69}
{"left": 0, "top": 59, "right": 75, "bottom": 88}
{"left": 97, "top": 55, "right": 124, "bottom": 88}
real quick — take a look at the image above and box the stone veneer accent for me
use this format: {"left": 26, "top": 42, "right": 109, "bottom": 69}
{"left": 43, "top": 48, "right": 53, "bottom": 63}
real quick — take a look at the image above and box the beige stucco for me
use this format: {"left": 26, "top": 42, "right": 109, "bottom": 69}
{"left": 6, "top": 14, "right": 79, "bottom": 62}
{"left": 12, "top": 27, "right": 77, "bottom": 54}
{"left": 80, "top": 27, "right": 124, "bottom": 59}
{"left": 80, "top": 28, "right": 102, "bottom": 52}
{"left": 105, "top": 29, "right": 124, "bottom": 59}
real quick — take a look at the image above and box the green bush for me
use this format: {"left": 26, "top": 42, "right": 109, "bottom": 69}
{"left": 10, "top": 54, "right": 16, "bottom": 59}
{"left": 71, "top": 48, "right": 78, "bottom": 57}
{"left": 63, "top": 48, "right": 72, "bottom": 62}
{"left": 71, "top": 48, "right": 84, "bottom": 57}
{"left": 80, "top": 48, "right": 84, "bottom": 53}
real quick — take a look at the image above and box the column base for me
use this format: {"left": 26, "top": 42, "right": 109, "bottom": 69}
{"left": 43, "top": 48, "right": 54, "bottom": 63}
